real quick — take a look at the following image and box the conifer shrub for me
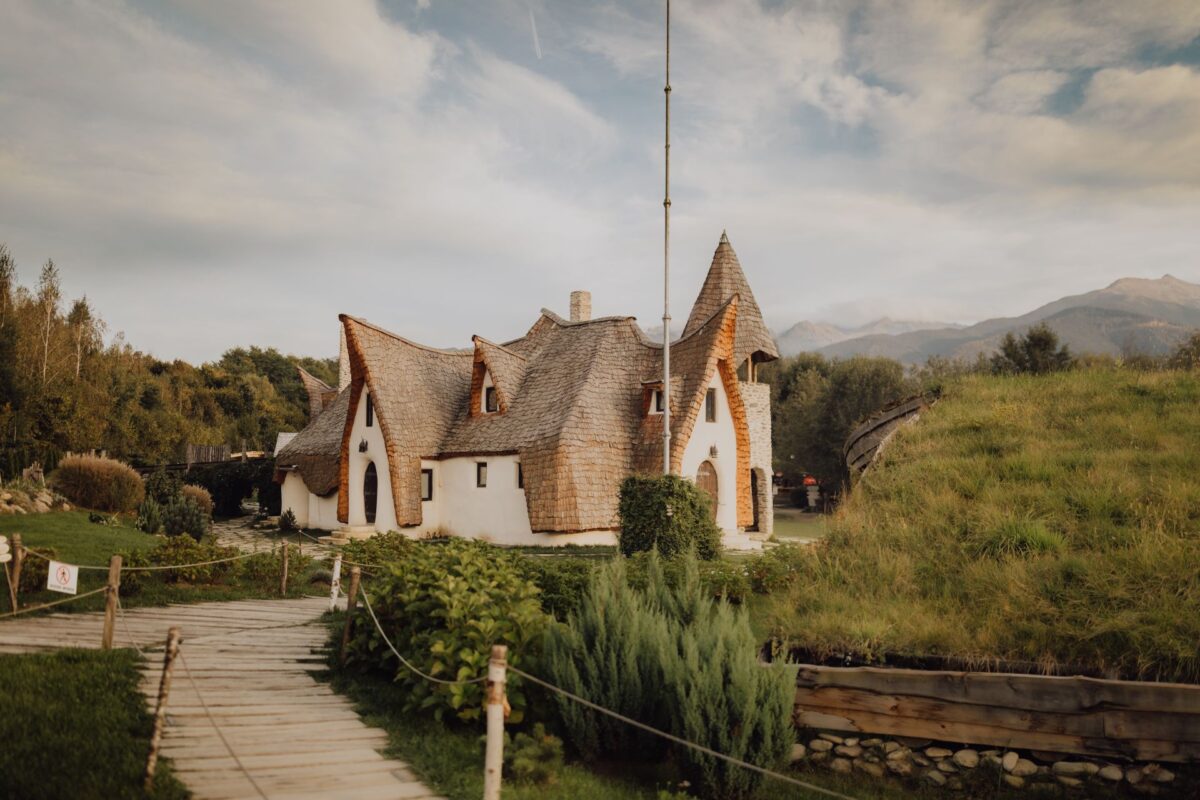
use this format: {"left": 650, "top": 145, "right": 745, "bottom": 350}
{"left": 617, "top": 474, "right": 721, "bottom": 560}
{"left": 544, "top": 552, "right": 793, "bottom": 800}
{"left": 278, "top": 508, "right": 298, "bottom": 532}
{"left": 491, "top": 723, "right": 564, "bottom": 785}
{"left": 181, "top": 484, "right": 214, "bottom": 519}
{"left": 135, "top": 497, "right": 163, "bottom": 534}
{"left": 143, "top": 468, "right": 181, "bottom": 507}
{"left": 341, "top": 539, "right": 548, "bottom": 724}
{"left": 161, "top": 496, "right": 208, "bottom": 541}
{"left": 47, "top": 455, "right": 144, "bottom": 513}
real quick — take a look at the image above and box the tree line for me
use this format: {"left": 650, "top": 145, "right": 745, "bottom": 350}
{"left": 0, "top": 244, "right": 336, "bottom": 478}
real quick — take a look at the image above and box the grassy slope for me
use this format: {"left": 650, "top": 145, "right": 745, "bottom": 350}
{"left": 0, "top": 649, "right": 188, "bottom": 800}
{"left": 1, "top": 510, "right": 325, "bottom": 614}
{"left": 755, "top": 368, "right": 1200, "bottom": 682}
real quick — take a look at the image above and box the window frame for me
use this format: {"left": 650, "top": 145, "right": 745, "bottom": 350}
{"left": 420, "top": 468, "right": 433, "bottom": 501}
{"left": 705, "top": 387, "right": 717, "bottom": 422}
{"left": 365, "top": 393, "right": 374, "bottom": 427}
{"left": 476, "top": 461, "right": 488, "bottom": 488}
{"left": 516, "top": 462, "right": 524, "bottom": 489}
{"left": 484, "top": 385, "right": 499, "bottom": 414}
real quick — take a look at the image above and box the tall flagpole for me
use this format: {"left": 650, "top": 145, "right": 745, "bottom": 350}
{"left": 661, "top": 0, "right": 673, "bottom": 476}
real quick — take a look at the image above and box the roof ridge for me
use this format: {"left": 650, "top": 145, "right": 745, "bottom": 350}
{"left": 340, "top": 314, "right": 473, "bottom": 357}
{"left": 472, "top": 335, "right": 528, "bottom": 361}
{"left": 539, "top": 308, "right": 639, "bottom": 328}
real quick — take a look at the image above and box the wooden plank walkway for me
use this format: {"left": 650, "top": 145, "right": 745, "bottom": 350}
{"left": 0, "top": 597, "right": 445, "bottom": 800}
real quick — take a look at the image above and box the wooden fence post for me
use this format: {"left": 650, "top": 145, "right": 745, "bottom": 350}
{"left": 280, "top": 542, "right": 289, "bottom": 596}
{"left": 12, "top": 533, "right": 23, "bottom": 607}
{"left": 483, "top": 644, "right": 508, "bottom": 800}
{"left": 101, "top": 554, "right": 122, "bottom": 649}
{"left": 328, "top": 554, "right": 343, "bottom": 612}
{"left": 144, "top": 627, "right": 181, "bottom": 792}
{"left": 339, "top": 567, "right": 361, "bottom": 667}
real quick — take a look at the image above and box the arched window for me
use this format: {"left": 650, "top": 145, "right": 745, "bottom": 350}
{"left": 363, "top": 462, "right": 378, "bottom": 524}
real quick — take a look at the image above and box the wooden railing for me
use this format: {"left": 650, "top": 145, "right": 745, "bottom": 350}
{"left": 794, "top": 663, "right": 1200, "bottom": 763}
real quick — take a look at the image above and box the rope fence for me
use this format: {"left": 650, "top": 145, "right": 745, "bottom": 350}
{"left": 21, "top": 546, "right": 261, "bottom": 571}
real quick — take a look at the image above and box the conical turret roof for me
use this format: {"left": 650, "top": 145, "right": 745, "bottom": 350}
{"left": 682, "top": 232, "right": 778, "bottom": 363}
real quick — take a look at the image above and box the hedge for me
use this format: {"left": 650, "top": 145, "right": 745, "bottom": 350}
{"left": 617, "top": 474, "right": 721, "bottom": 560}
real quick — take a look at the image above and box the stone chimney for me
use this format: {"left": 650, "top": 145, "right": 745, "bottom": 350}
{"left": 570, "top": 290, "right": 592, "bottom": 322}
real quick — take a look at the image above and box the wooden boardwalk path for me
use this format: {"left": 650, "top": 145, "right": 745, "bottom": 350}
{"left": 0, "top": 597, "right": 445, "bottom": 800}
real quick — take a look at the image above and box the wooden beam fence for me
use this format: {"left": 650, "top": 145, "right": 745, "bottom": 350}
{"left": 794, "top": 664, "right": 1200, "bottom": 763}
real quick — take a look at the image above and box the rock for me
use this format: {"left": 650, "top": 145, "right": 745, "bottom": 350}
{"left": 953, "top": 749, "right": 979, "bottom": 769}
{"left": 61, "top": 502, "right": 72, "bottom": 511}
{"left": 0, "top": 492, "right": 11, "bottom": 502}
{"left": 863, "top": 753, "right": 880, "bottom": 764}
{"left": 32, "top": 500, "right": 50, "bottom": 513}
{"left": 937, "top": 760, "right": 958, "bottom": 774}
{"left": 925, "top": 769, "right": 947, "bottom": 787}
{"left": 1098, "top": 765, "right": 1123, "bottom": 781}
{"left": 1056, "top": 775, "right": 1084, "bottom": 788}
{"left": 1003, "top": 775, "right": 1026, "bottom": 789}
{"left": 809, "top": 751, "right": 829, "bottom": 764}
{"left": 1126, "top": 768, "right": 1143, "bottom": 785}
{"left": 887, "top": 760, "right": 913, "bottom": 777}
{"left": 946, "top": 777, "right": 964, "bottom": 791}
{"left": 926, "top": 747, "right": 954, "bottom": 759}
{"left": 12, "top": 506, "right": 25, "bottom": 514}
{"left": 834, "top": 745, "right": 863, "bottom": 758}
{"left": 810, "top": 739, "right": 833, "bottom": 753}
{"left": 1145, "top": 765, "right": 1175, "bottom": 784}
{"left": 1002, "top": 752, "right": 1020, "bottom": 772}
{"left": 819, "top": 733, "right": 844, "bottom": 744}
{"left": 830, "top": 758, "right": 852, "bottom": 774}
{"left": 843, "top": 737, "right": 860, "bottom": 746}
{"left": 790, "top": 743, "right": 807, "bottom": 762}
{"left": 1012, "top": 759, "right": 1038, "bottom": 777}
{"left": 36, "top": 491, "right": 52, "bottom": 504}
{"left": 886, "top": 748, "right": 911, "bottom": 762}
{"left": 912, "top": 755, "right": 932, "bottom": 767}
{"left": 882, "top": 741, "right": 902, "bottom": 754}
{"left": 854, "top": 760, "right": 884, "bottom": 778}
{"left": 1053, "top": 761, "right": 1100, "bottom": 778}
{"left": 898, "top": 737, "right": 932, "bottom": 748}
{"left": 862, "top": 738, "right": 883, "bottom": 748}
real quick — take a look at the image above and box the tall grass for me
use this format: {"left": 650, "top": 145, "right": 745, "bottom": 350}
{"left": 758, "top": 368, "right": 1200, "bottom": 682}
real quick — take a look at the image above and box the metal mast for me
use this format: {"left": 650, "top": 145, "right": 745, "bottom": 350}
{"left": 661, "top": 0, "right": 673, "bottom": 475}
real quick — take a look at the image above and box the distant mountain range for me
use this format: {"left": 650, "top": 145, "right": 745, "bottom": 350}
{"left": 778, "top": 274, "right": 1200, "bottom": 364}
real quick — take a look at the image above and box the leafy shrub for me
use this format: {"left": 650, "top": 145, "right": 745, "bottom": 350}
{"left": 518, "top": 557, "right": 596, "bottom": 620}
{"left": 136, "top": 497, "right": 162, "bottom": 534}
{"left": 544, "top": 553, "right": 793, "bottom": 799}
{"left": 143, "top": 468, "right": 181, "bottom": 507}
{"left": 238, "top": 544, "right": 311, "bottom": 587}
{"left": 990, "top": 323, "right": 1074, "bottom": 375}
{"left": 698, "top": 559, "right": 751, "bottom": 603}
{"left": 115, "top": 550, "right": 152, "bottom": 596}
{"left": 340, "top": 530, "right": 413, "bottom": 567}
{"left": 746, "top": 545, "right": 804, "bottom": 594}
{"left": 488, "top": 723, "right": 563, "bottom": 785}
{"left": 341, "top": 539, "right": 548, "bottom": 723}
{"left": 618, "top": 474, "right": 721, "bottom": 560}
{"left": 147, "top": 537, "right": 240, "bottom": 584}
{"left": 162, "top": 496, "right": 208, "bottom": 541}
{"left": 17, "top": 547, "right": 56, "bottom": 594}
{"left": 279, "top": 508, "right": 298, "bottom": 532}
{"left": 48, "top": 455, "right": 144, "bottom": 513}
{"left": 181, "top": 485, "right": 214, "bottom": 519}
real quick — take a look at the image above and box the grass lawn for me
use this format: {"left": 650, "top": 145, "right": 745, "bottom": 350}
{"left": 1, "top": 510, "right": 328, "bottom": 616}
{"left": 772, "top": 507, "right": 827, "bottom": 544}
{"left": 0, "top": 649, "right": 188, "bottom": 800}
{"left": 754, "top": 368, "right": 1200, "bottom": 682}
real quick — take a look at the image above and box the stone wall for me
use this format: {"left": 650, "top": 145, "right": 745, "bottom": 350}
{"left": 740, "top": 380, "right": 773, "bottom": 537}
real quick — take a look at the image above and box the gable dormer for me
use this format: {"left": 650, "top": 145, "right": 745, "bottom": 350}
{"left": 470, "top": 336, "right": 528, "bottom": 416}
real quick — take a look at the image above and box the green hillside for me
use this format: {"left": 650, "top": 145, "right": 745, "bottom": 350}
{"left": 757, "top": 368, "right": 1200, "bottom": 682}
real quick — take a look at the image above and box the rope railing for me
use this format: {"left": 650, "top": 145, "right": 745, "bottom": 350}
{"left": 0, "top": 585, "right": 109, "bottom": 618}
{"left": 20, "top": 547, "right": 260, "bottom": 571}
{"left": 358, "top": 588, "right": 487, "bottom": 686}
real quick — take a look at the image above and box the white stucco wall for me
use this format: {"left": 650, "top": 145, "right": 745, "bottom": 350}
{"left": 679, "top": 372, "right": 740, "bottom": 536}
{"left": 280, "top": 471, "right": 340, "bottom": 531}
{"left": 345, "top": 388, "right": 398, "bottom": 533}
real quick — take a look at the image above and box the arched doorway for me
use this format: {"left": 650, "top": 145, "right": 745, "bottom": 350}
{"left": 696, "top": 460, "right": 718, "bottom": 520}
{"left": 363, "top": 462, "right": 378, "bottom": 525}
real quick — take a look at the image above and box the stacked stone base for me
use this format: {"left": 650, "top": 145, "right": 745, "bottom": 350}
{"left": 793, "top": 731, "right": 1182, "bottom": 794}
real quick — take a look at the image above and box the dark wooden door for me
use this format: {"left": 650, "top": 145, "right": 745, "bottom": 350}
{"left": 363, "top": 462, "right": 378, "bottom": 524}
{"left": 696, "top": 461, "right": 718, "bottom": 520}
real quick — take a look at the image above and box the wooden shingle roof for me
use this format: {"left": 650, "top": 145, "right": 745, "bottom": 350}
{"left": 682, "top": 232, "right": 779, "bottom": 363}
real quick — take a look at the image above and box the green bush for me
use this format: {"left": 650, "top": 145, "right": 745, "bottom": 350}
{"left": 518, "top": 557, "right": 596, "bottom": 620}
{"left": 341, "top": 539, "right": 548, "bottom": 724}
{"left": 746, "top": 545, "right": 804, "bottom": 594}
{"left": 136, "top": 497, "right": 163, "bottom": 534}
{"left": 181, "top": 485, "right": 214, "bottom": 519}
{"left": 47, "top": 455, "right": 144, "bottom": 513}
{"left": 144, "top": 468, "right": 181, "bottom": 507}
{"left": 544, "top": 553, "right": 793, "bottom": 799}
{"left": 239, "top": 544, "right": 311, "bottom": 587}
{"left": 147, "top": 536, "right": 239, "bottom": 584}
{"left": 698, "top": 559, "right": 751, "bottom": 603}
{"left": 17, "top": 547, "right": 56, "bottom": 594}
{"left": 617, "top": 474, "right": 721, "bottom": 560}
{"left": 279, "top": 508, "right": 298, "bottom": 532}
{"left": 492, "top": 723, "right": 563, "bottom": 785}
{"left": 340, "top": 530, "right": 414, "bottom": 567}
{"left": 161, "top": 496, "right": 208, "bottom": 541}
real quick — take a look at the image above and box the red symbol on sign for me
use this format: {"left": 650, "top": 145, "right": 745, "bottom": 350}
{"left": 56, "top": 566, "right": 71, "bottom": 585}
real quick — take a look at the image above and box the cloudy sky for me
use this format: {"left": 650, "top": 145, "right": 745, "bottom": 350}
{"left": 2, "top": 0, "right": 1199, "bottom": 362}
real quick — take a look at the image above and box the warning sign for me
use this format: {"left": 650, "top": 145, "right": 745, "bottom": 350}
{"left": 47, "top": 560, "right": 78, "bottom": 595}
